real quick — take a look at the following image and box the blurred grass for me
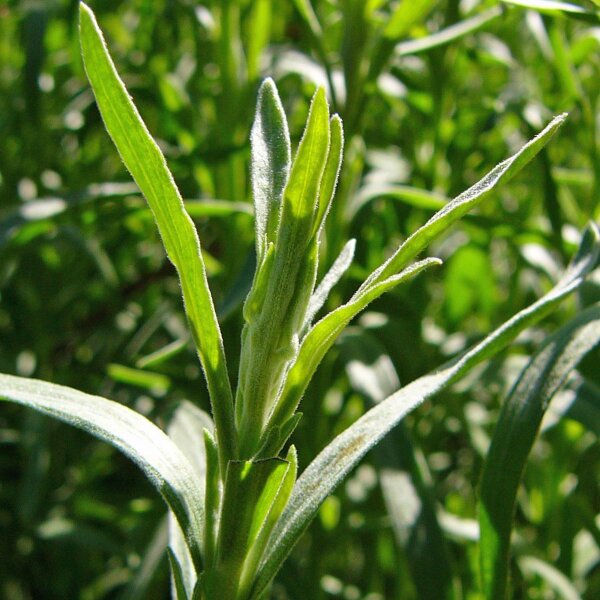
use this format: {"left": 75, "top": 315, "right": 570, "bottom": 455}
{"left": 0, "top": 0, "right": 599, "bottom": 598}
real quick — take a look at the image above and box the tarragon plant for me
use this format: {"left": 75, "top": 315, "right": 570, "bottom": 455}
{"left": 1, "top": 4, "right": 599, "bottom": 599}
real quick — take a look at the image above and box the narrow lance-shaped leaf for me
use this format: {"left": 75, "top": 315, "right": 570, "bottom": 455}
{"left": 501, "top": 0, "right": 600, "bottom": 23}
{"left": 251, "top": 78, "right": 291, "bottom": 261}
{"left": 479, "top": 302, "right": 600, "bottom": 600}
{"left": 279, "top": 86, "right": 330, "bottom": 226}
{"left": 359, "top": 113, "right": 567, "bottom": 292}
{"left": 313, "top": 114, "right": 344, "bottom": 237}
{"left": 168, "top": 549, "right": 191, "bottom": 600}
{"left": 250, "top": 224, "right": 599, "bottom": 598}
{"left": 79, "top": 3, "right": 236, "bottom": 468}
{"left": 268, "top": 258, "right": 442, "bottom": 430}
{"left": 304, "top": 238, "right": 356, "bottom": 329}
{"left": 0, "top": 374, "right": 204, "bottom": 570}
{"left": 396, "top": 7, "right": 503, "bottom": 56}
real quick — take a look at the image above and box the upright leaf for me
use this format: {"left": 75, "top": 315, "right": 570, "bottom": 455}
{"left": 312, "top": 115, "right": 344, "bottom": 237}
{"left": 236, "top": 88, "right": 331, "bottom": 456}
{"left": 79, "top": 3, "right": 236, "bottom": 468}
{"left": 251, "top": 78, "right": 291, "bottom": 261}
{"left": 479, "top": 303, "right": 600, "bottom": 599}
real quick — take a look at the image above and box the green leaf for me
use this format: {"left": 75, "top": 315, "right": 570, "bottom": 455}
{"left": 384, "top": 0, "right": 437, "bottom": 40}
{"left": 236, "top": 88, "right": 331, "bottom": 456}
{"left": 251, "top": 78, "right": 291, "bottom": 261}
{"left": 78, "top": 2, "right": 236, "bottom": 468}
{"left": 0, "top": 374, "right": 204, "bottom": 569}
{"left": 396, "top": 7, "right": 504, "bottom": 56}
{"left": 350, "top": 184, "right": 448, "bottom": 216}
{"left": 479, "top": 302, "right": 600, "bottom": 600}
{"left": 304, "top": 238, "right": 356, "bottom": 329}
{"left": 292, "top": 0, "right": 323, "bottom": 39}
{"left": 269, "top": 257, "right": 442, "bottom": 430}
{"left": 249, "top": 224, "right": 599, "bottom": 598}
{"left": 312, "top": 115, "right": 344, "bottom": 237}
{"left": 247, "top": 0, "right": 272, "bottom": 82}
{"left": 136, "top": 339, "right": 189, "bottom": 369}
{"left": 167, "top": 548, "right": 190, "bottom": 600}
{"left": 107, "top": 363, "right": 170, "bottom": 394}
{"left": 183, "top": 200, "right": 254, "bottom": 218}
{"left": 501, "top": 0, "right": 600, "bottom": 22}
{"left": 280, "top": 86, "right": 330, "bottom": 227}
{"left": 359, "top": 114, "right": 567, "bottom": 290}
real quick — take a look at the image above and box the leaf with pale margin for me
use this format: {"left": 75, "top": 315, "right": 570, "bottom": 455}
{"left": 359, "top": 114, "right": 567, "bottom": 292}
{"left": 251, "top": 78, "right": 291, "bottom": 261}
{"left": 79, "top": 3, "right": 236, "bottom": 467}
{"left": 250, "top": 224, "right": 599, "bottom": 598}
{"left": 501, "top": 0, "right": 600, "bottom": 22}
{"left": 268, "top": 258, "right": 442, "bottom": 430}
{"left": 280, "top": 87, "right": 330, "bottom": 224}
{"left": 0, "top": 374, "right": 204, "bottom": 569}
{"left": 313, "top": 115, "right": 344, "bottom": 237}
{"left": 167, "top": 402, "right": 214, "bottom": 597}
{"left": 396, "top": 7, "right": 503, "bottom": 56}
{"left": 304, "top": 239, "right": 356, "bottom": 328}
{"left": 479, "top": 302, "right": 600, "bottom": 599}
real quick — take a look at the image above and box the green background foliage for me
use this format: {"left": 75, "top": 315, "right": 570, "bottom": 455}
{"left": 0, "top": 0, "right": 599, "bottom": 598}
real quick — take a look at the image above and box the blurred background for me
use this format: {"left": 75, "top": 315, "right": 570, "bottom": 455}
{"left": 0, "top": 0, "right": 599, "bottom": 598}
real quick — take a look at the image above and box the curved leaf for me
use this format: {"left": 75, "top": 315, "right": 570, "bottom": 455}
{"left": 501, "top": 0, "right": 600, "bottom": 23}
{"left": 250, "top": 223, "right": 599, "bottom": 598}
{"left": 479, "top": 303, "right": 600, "bottom": 599}
{"left": 0, "top": 374, "right": 204, "bottom": 569}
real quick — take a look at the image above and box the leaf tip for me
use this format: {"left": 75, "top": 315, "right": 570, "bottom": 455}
{"left": 258, "top": 77, "right": 278, "bottom": 101}
{"left": 79, "top": 1, "right": 93, "bottom": 23}
{"left": 311, "top": 86, "right": 329, "bottom": 114}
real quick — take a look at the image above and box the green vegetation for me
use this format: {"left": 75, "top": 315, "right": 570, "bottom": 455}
{"left": 0, "top": 1, "right": 599, "bottom": 598}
